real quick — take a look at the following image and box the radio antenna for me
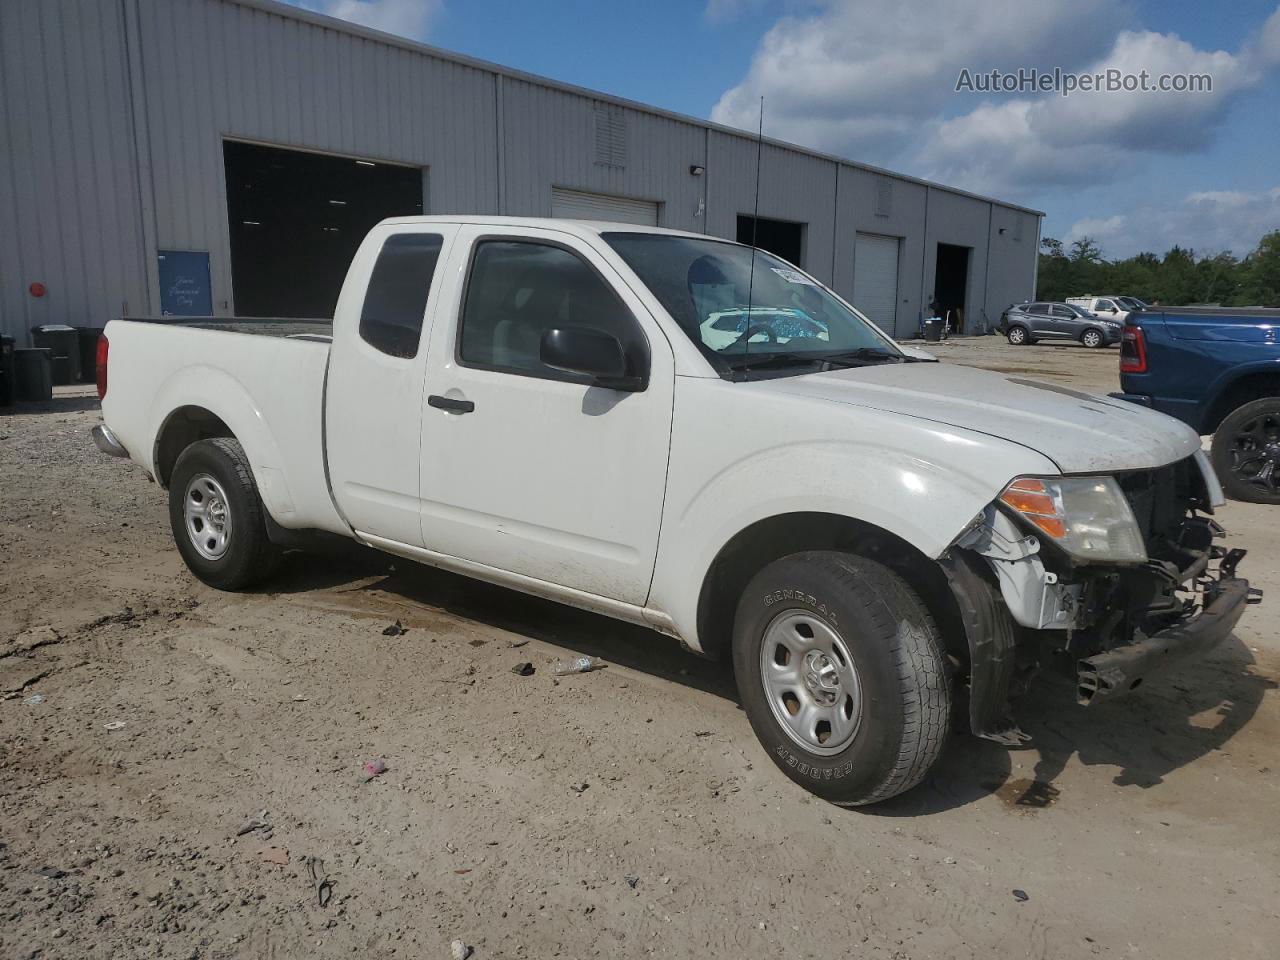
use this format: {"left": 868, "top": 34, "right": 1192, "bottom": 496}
{"left": 744, "top": 96, "right": 764, "bottom": 358}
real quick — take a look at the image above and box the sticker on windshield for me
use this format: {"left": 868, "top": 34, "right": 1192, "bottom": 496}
{"left": 769, "top": 267, "right": 816, "bottom": 286}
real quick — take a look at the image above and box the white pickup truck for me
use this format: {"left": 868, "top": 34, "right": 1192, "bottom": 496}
{"left": 93, "top": 217, "right": 1258, "bottom": 806}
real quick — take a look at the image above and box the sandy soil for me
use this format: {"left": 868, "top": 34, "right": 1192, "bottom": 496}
{"left": 2, "top": 340, "right": 1278, "bottom": 959}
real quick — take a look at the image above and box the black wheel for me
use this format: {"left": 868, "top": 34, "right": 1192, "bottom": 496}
{"left": 1080, "top": 328, "right": 1104, "bottom": 348}
{"left": 168, "top": 438, "right": 282, "bottom": 589}
{"left": 1006, "top": 325, "right": 1031, "bottom": 345}
{"left": 1211, "top": 397, "right": 1280, "bottom": 504}
{"left": 732, "top": 551, "right": 950, "bottom": 806}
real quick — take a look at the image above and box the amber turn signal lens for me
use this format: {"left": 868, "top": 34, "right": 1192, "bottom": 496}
{"left": 999, "top": 478, "right": 1066, "bottom": 538}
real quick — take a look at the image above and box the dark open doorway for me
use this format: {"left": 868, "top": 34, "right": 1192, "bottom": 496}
{"left": 737, "top": 215, "right": 805, "bottom": 267}
{"left": 223, "top": 141, "right": 424, "bottom": 318}
{"left": 934, "top": 243, "right": 971, "bottom": 334}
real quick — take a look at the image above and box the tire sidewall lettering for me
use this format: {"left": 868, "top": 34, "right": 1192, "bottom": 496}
{"left": 761, "top": 589, "right": 839, "bottom": 627}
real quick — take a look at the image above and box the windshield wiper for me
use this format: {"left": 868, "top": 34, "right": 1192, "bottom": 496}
{"left": 723, "top": 347, "right": 906, "bottom": 380}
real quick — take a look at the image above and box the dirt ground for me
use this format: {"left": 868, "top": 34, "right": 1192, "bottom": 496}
{"left": 2, "top": 338, "right": 1278, "bottom": 959}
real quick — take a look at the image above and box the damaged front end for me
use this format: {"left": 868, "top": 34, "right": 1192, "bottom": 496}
{"left": 941, "top": 451, "right": 1261, "bottom": 743}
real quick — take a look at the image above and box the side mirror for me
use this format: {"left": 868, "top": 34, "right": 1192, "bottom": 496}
{"left": 540, "top": 326, "right": 645, "bottom": 391}
{"left": 1108, "top": 307, "right": 1118, "bottom": 313}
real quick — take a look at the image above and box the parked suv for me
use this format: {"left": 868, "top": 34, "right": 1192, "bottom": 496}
{"left": 1001, "top": 301, "right": 1122, "bottom": 347}
{"left": 1067, "top": 296, "right": 1146, "bottom": 325}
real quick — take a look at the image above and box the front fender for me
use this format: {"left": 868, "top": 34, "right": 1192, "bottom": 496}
{"left": 649, "top": 411, "right": 1058, "bottom": 651}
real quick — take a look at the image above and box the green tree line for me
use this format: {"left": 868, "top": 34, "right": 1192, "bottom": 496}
{"left": 1036, "top": 230, "right": 1280, "bottom": 307}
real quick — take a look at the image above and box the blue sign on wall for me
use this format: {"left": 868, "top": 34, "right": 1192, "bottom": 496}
{"left": 157, "top": 250, "right": 212, "bottom": 316}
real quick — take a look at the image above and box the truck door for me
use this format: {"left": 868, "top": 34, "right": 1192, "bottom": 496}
{"left": 415, "top": 225, "right": 675, "bottom": 605}
{"left": 324, "top": 223, "right": 459, "bottom": 545}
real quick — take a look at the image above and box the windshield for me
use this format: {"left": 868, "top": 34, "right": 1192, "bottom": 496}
{"left": 1117, "top": 296, "right": 1146, "bottom": 309}
{"left": 603, "top": 233, "right": 898, "bottom": 374}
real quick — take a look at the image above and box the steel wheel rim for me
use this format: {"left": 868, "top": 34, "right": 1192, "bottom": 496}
{"left": 1230, "top": 411, "right": 1280, "bottom": 494}
{"left": 184, "top": 472, "right": 232, "bottom": 560}
{"left": 759, "top": 610, "right": 863, "bottom": 756}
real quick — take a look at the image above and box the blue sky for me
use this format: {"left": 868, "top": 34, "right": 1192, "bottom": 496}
{"left": 288, "top": 0, "right": 1280, "bottom": 260}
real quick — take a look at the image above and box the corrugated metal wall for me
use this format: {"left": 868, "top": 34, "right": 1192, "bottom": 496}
{"left": 0, "top": 0, "right": 149, "bottom": 341}
{"left": 0, "top": 0, "right": 1039, "bottom": 343}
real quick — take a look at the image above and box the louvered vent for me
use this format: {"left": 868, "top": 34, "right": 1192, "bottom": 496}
{"left": 594, "top": 103, "right": 627, "bottom": 168}
{"left": 875, "top": 177, "right": 892, "bottom": 217}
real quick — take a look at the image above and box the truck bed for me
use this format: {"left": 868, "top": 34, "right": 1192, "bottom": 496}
{"left": 102, "top": 317, "right": 346, "bottom": 534}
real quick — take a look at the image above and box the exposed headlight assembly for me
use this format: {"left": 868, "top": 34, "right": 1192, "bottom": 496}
{"left": 998, "top": 476, "right": 1146, "bottom": 563}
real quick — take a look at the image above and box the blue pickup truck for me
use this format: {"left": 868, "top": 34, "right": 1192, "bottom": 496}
{"left": 1116, "top": 306, "right": 1280, "bottom": 503}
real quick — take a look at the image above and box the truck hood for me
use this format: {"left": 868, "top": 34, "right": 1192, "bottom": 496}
{"left": 754, "top": 361, "right": 1200, "bottom": 472}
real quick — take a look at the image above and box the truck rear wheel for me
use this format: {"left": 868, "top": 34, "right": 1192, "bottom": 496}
{"left": 168, "top": 438, "right": 281, "bottom": 590}
{"left": 1211, "top": 397, "right": 1280, "bottom": 504}
{"left": 732, "top": 551, "right": 950, "bottom": 806}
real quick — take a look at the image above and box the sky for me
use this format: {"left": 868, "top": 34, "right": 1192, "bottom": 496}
{"left": 284, "top": 0, "right": 1280, "bottom": 261}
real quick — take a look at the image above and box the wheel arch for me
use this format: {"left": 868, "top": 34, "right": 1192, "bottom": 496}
{"left": 1203, "top": 367, "right": 1280, "bottom": 434}
{"left": 153, "top": 405, "right": 234, "bottom": 488}
{"left": 693, "top": 511, "right": 966, "bottom": 666}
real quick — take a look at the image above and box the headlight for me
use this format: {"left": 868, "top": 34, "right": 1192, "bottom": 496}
{"left": 998, "top": 476, "right": 1146, "bottom": 562}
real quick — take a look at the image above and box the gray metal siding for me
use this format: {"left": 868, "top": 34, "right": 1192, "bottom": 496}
{"left": 135, "top": 0, "right": 498, "bottom": 314}
{"left": 501, "top": 78, "right": 706, "bottom": 230}
{"left": 0, "top": 0, "right": 148, "bottom": 341}
{"left": 0, "top": 0, "right": 1039, "bottom": 344}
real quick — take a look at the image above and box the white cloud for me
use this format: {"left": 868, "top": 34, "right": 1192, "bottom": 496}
{"left": 712, "top": 2, "right": 1280, "bottom": 198}
{"left": 289, "top": 0, "right": 440, "bottom": 40}
{"left": 711, "top": 0, "right": 1127, "bottom": 159}
{"left": 1064, "top": 187, "right": 1280, "bottom": 258}
{"left": 918, "top": 19, "right": 1280, "bottom": 194}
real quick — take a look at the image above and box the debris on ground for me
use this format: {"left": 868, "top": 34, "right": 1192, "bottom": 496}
{"left": 625, "top": 876, "right": 639, "bottom": 889}
{"left": 382, "top": 621, "right": 407, "bottom": 637}
{"left": 1012, "top": 889, "right": 1030, "bottom": 902}
{"left": 24, "top": 693, "right": 45, "bottom": 705}
{"left": 511, "top": 662, "right": 535, "bottom": 676}
{"left": 306, "top": 856, "right": 333, "bottom": 908}
{"left": 508, "top": 639, "right": 529, "bottom": 648}
{"left": 693, "top": 730, "right": 712, "bottom": 737}
{"left": 34, "top": 866, "right": 68, "bottom": 879}
{"left": 362, "top": 758, "right": 388, "bottom": 781}
{"left": 236, "top": 813, "right": 273, "bottom": 839}
{"left": 552, "top": 656, "right": 606, "bottom": 676}
{"left": 256, "top": 846, "right": 290, "bottom": 866}
{"left": 103, "top": 720, "right": 127, "bottom": 731}
{"left": 450, "top": 938, "right": 472, "bottom": 960}
{"left": 570, "top": 782, "right": 589, "bottom": 794}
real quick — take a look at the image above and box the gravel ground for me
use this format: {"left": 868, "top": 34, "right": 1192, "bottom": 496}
{"left": 2, "top": 342, "right": 1278, "bottom": 959}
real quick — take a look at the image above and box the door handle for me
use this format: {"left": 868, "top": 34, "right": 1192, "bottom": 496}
{"left": 428, "top": 394, "right": 475, "bottom": 414}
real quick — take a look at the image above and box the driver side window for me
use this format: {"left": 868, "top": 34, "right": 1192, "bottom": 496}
{"left": 458, "top": 239, "right": 644, "bottom": 381}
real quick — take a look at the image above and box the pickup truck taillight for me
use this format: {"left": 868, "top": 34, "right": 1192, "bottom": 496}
{"left": 1120, "top": 326, "right": 1147, "bottom": 373}
{"left": 96, "top": 335, "right": 109, "bottom": 400}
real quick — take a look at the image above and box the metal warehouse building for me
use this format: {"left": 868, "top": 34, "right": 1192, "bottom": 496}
{"left": 0, "top": 0, "right": 1042, "bottom": 345}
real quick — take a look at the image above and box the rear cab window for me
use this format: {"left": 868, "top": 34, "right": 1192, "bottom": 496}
{"left": 359, "top": 233, "right": 445, "bottom": 358}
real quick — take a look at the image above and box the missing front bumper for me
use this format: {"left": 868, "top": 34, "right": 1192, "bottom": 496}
{"left": 1076, "top": 576, "right": 1255, "bottom": 705}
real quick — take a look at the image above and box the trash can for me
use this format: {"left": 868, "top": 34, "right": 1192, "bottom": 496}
{"left": 0, "top": 334, "right": 15, "bottom": 406}
{"left": 923, "top": 318, "right": 943, "bottom": 342}
{"left": 30, "top": 324, "right": 82, "bottom": 385}
{"left": 74, "top": 326, "right": 102, "bottom": 384}
{"left": 14, "top": 347, "right": 54, "bottom": 402}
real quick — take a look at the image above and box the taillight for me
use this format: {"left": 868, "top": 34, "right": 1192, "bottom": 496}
{"left": 1120, "top": 326, "right": 1147, "bottom": 373}
{"left": 96, "top": 335, "right": 109, "bottom": 400}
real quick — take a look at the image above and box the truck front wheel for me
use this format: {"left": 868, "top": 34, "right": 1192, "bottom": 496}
{"left": 732, "top": 551, "right": 950, "bottom": 806}
{"left": 168, "top": 438, "right": 281, "bottom": 590}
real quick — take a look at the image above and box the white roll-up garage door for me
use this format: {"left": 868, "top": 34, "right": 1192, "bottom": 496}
{"left": 551, "top": 187, "right": 659, "bottom": 226}
{"left": 852, "top": 233, "right": 900, "bottom": 335}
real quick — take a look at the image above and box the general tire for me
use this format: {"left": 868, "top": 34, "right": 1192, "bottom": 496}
{"left": 168, "top": 438, "right": 282, "bottom": 590}
{"left": 732, "top": 551, "right": 950, "bottom": 806}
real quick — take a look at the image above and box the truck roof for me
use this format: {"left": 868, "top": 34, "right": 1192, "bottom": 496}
{"left": 378, "top": 215, "right": 721, "bottom": 243}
